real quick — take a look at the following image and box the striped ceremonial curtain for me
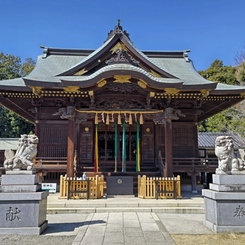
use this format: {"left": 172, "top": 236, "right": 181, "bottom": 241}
{"left": 122, "top": 120, "right": 126, "bottom": 172}
{"left": 136, "top": 122, "right": 141, "bottom": 171}
{"left": 114, "top": 120, "right": 118, "bottom": 172}
{"left": 94, "top": 124, "right": 99, "bottom": 172}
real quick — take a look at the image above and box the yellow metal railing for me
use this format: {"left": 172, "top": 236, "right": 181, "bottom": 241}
{"left": 59, "top": 175, "right": 105, "bottom": 199}
{"left": 138, "top": 175, "right": 181, "bottom": 199}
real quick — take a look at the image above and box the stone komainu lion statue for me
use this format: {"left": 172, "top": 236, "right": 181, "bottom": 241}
{"left": 4, "top": 134, "right": 39, "bottom": 171}
{"left": 215, "top": 135, "right": 245, "bottom": 174}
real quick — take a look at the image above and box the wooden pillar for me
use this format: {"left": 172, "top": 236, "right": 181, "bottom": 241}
{"left": 67, "top": 119, "right": 75, "bottom": 177}
{"left": 164, "top": 119, "right": 173, "bottom": 177}
{"left": 34, "top": 106, "right": 40, "bottom": 137}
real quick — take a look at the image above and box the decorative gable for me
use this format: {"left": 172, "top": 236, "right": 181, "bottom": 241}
{"left": 61, "top": 21, "right": 176, "bottom": 79}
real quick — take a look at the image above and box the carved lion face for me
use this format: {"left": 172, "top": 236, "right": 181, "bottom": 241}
{"left": 28, "top": 135, "right": 39, "bottom": 144}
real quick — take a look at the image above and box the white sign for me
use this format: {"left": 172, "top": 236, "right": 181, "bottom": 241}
{"left": 41, "top": 183, "right": 57, "bottom": 193}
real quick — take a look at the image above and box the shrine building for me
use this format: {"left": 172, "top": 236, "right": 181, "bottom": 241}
{"left": 1, "top": 21, "right": 245, "bottom": 192}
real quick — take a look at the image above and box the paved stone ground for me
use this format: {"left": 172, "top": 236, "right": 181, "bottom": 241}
{"left": 0, "top": 212, "right": 213, "bottom": 245}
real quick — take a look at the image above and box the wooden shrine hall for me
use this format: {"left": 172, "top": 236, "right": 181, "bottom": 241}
{"left": 1, "top": 20, "right": 245, "bottom": 192}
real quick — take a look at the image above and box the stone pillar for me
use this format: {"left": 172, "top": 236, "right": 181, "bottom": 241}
{"left": 202, "top": 174, "right": 245, "bottom": 233}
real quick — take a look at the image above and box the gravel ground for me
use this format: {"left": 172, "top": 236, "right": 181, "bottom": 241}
{"left": 0, "top": 235, "right": 75, "bottom": 245}
{"left": 0, "top": 213, "right": 87, "bottom": 245}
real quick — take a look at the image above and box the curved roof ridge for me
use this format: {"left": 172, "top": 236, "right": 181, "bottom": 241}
{"left": 57, "top": 35, "right": 116, "bottom": 75}
{"left": 59, "top": 63, "right": 182, "bottom": 84}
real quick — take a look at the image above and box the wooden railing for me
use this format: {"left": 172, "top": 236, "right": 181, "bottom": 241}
{"left": 35, "top": 157, "right": 67, "bottom": 166}
{"left": 34, "top": 158, "right": 67, "bottom": 181}
{"left": 59, "top": 174, "right": 105, "bottom": 199}
{"left": 172, "top": 158, "right": 218, "bottom": 172}
{"left": 138, "top": 175, "right": 181, "bottom": 199}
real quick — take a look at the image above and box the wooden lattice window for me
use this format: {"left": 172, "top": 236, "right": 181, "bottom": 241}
{"left": 38, "top": 124, "right": 68, "bottom": 158}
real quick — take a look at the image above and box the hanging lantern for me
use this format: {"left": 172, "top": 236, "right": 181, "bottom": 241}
{"left": 95, "top": 113, "right": 98, "bottom": 124}
{"left": 140, "top": 113, "right": 144, "bottom": 124}
{"left": 129, "top": 113, "right": 132, "bottom": 124}
{"left": 118, "top": 113, "right": 122, "bottom": 125}
{"left": 106, "top": 113, "right": 110, "bottom": 125}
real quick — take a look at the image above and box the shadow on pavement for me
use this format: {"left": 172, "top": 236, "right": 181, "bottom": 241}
{"left": 42, "top": 220, "right": 106, "bottom": 235}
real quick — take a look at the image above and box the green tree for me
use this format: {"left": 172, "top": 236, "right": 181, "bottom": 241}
{"left": 0, "top": 52, "right": 21, "bottom": 80}
{"left": 0, "top": 53, "right": 35, "bottom": 137}
{"left": 235, "top": 62, "right": 245, "bottom": 85}
{"left": 198, "top": 59, "right": 245, "bottom": 137}
{"left": 199, "top": 59, "right": 238, "bottom": 85}
{"left": 21, "top": 58, "right": 36, "bottom": 77}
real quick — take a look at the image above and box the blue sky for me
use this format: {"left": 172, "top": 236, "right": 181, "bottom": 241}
{"left": 1, "top": 0, "right": 245, "bottom": 71}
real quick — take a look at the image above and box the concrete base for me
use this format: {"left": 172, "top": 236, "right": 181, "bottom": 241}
{"left": 202, "top": 174, "right": 245, "bottom": 233}
{"left": 0, "top": 171, "right": 49, "bottom": 235}
{"left": 0, "top": 220, "right": 48, "bottom": 235}
{"left": 204, "top": 219, "right": 245, "bottom": 233}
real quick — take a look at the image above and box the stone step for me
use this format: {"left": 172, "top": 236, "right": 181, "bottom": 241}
{"left": 46, "top": 192, "right": 204, "bottom": 214}
{"left": 47, "top": 201, "right": 204, "bottom": 208}
{"left": 47, "top": 206, "right": 204, "bottom": 214}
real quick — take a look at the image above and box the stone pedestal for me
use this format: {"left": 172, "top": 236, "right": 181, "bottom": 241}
{"left": 202, "top": 174, "right": 245, "bottom": 233}
{"left": 0, "top": 171, "right": 49, "bottom": 235}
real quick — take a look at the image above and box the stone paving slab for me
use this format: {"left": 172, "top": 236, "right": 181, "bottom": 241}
{"left": 156, "top": 213, "right": 213, "bottom": 234}
{"left": 69, "top": 212, "right": 176, "bottom": 245}
{"left": 23, "top": 210, "right": 214, "bottom": 245}
{"left": 0, "top": 193, "right": 212, "bottom": 244}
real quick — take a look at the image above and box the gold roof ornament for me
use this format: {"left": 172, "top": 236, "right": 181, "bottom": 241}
{"left": 200, "top": 89, "right": 210, "bottom": 97}
{"left": 97, "top": 79, "right": 107, "bottom": 87}
{"left": 30, "top": 86, "right": 42, "bottom": 95}
{"left": 164, "top": 88, "right": 180, "bottom": 94}
{"left": 137, "top": 79, "right": 147, "bottom": 88}
{"left": 63, "top": 86, "right": 80, "bottom": 92}
{"left": 113, "top": 75, "right": 131, "bottom": 83}
{"left": 110, "top": 42, "right": 127, "bottom": 54}
{"left": 74, "top": 68, "right": 87, "bottom": 76}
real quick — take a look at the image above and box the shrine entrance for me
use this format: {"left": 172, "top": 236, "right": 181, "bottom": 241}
{"left": 97, "top": 123, "right": 138, "bottom": 172}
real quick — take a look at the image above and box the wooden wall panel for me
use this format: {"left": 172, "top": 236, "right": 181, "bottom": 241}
{"left": 141, "top": 122, "right": 154, "bottom": 163}
{"left": 38, "top": 123, "right": 68, "bottom": 158}
{"left": 78, "top": 121, "right": 94, "bottom": 163}
{"left": 172, "top": 122, "right": 197, "bottom": 157}
{"left": 156, "top": 122, "right": 197, "bottom": 158}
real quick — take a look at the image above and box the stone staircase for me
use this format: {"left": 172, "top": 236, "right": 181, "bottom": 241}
{"left": 46, "top": 193, "right": 204, "bottom": 214}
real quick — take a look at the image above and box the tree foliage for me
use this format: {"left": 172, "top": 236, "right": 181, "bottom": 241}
{"left": 0, "top": 53, "right": 35, "bottom": 138}
{"left": 198, "top": 59, "right": 245, "bottom": 138}
{"left": 199, "top": 59, "right": 238, "bottom": 85}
